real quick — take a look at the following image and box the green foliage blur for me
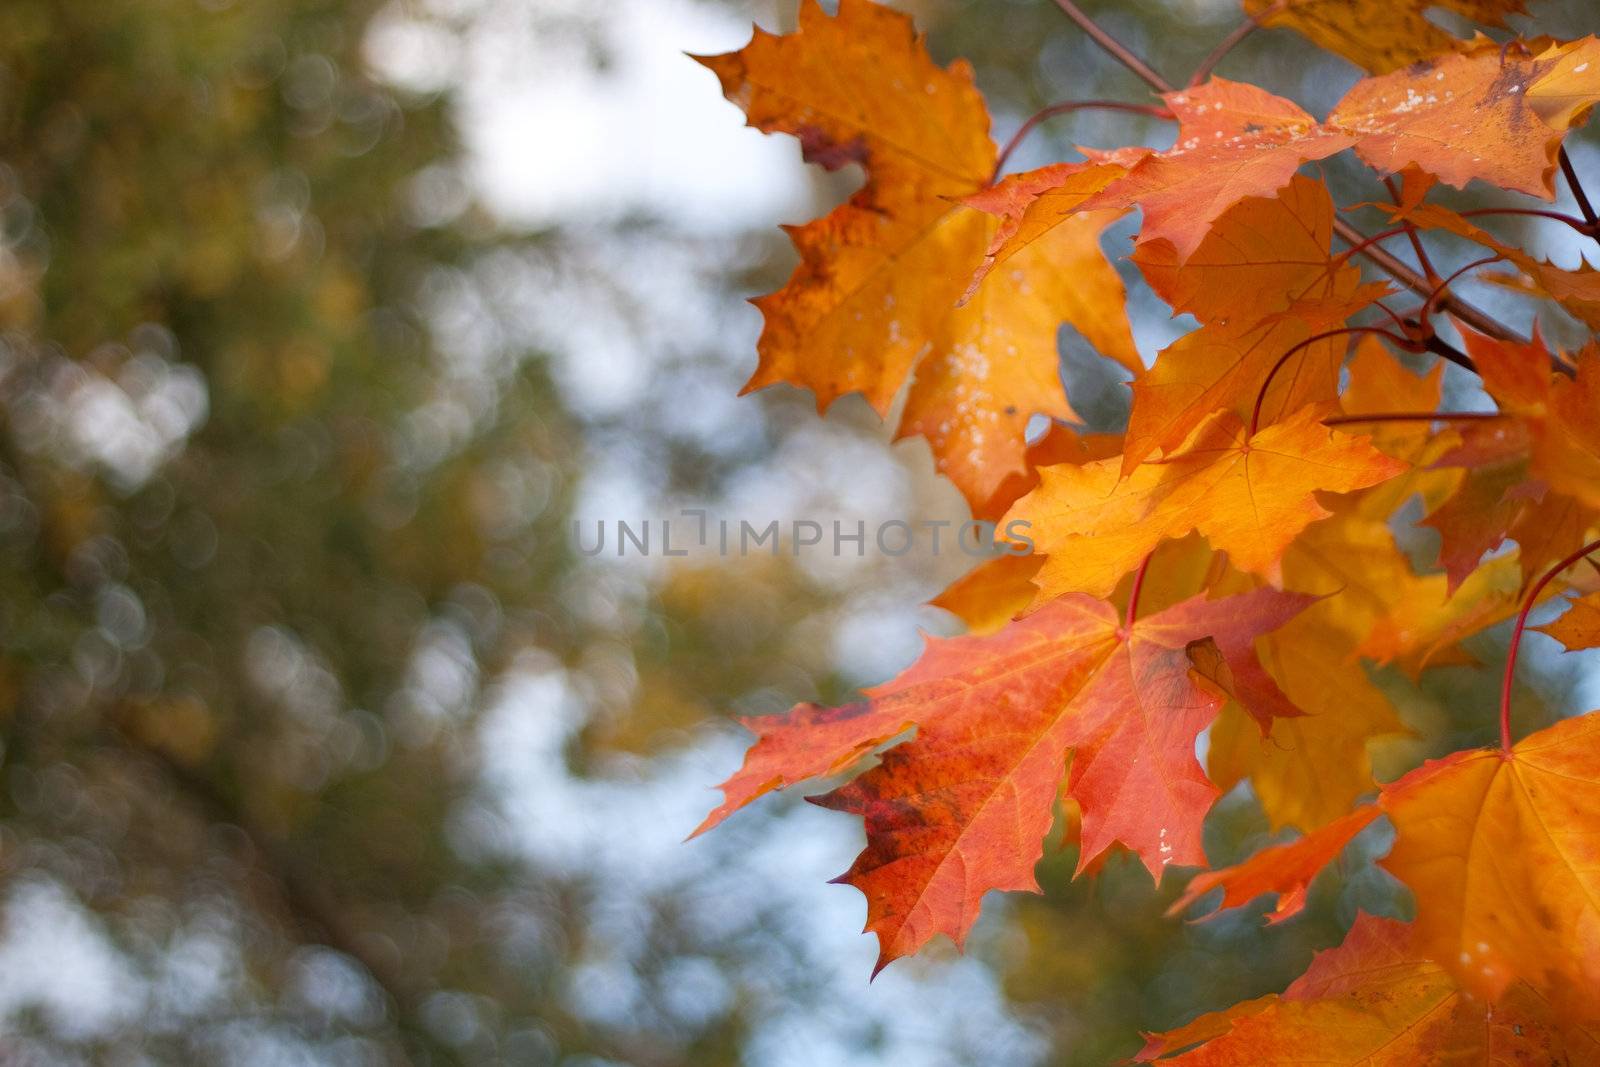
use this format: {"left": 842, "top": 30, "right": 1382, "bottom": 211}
{"left": 1, "top": 1, "right": 1597, "bottom": 1065}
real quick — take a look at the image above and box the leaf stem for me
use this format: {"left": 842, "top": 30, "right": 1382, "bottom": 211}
{"left": 1499, "top": 536, "right": 1600, "bottom": 752}
{"left": 1459, "top": 206, "right": 1595, "bottom": 233}
{"left": 992, "top": 100, "right": 1173, "bottom": 181}
{"left": 1126, "top": 551, "right": 1153, "bottom": 629}
{"left": 1322, "top": 410, "right": 1504, "bottom": 427}
{"left": 1250, "top": 327, "right": 1415, "bottom": 437}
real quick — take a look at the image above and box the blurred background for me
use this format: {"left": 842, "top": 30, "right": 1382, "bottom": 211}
{"left": 1, "top": 0, "right": 1598, "bottom": 1064}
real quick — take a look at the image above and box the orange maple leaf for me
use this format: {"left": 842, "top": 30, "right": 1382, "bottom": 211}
{"left": 1380, "top": 710, "right": 1600, "bottom": 1016}
{"left": 704, "top": 587, "right": 1311, "bottom": 971}
{"left": 983, "top": 40, "right": 1600, "bottom": 267}
{"left": 1536, "top": 591, "right": 1600, "bottom": 651}
{"left": 1331, "top": 38, "right": 1600, "bottom": 199}
{"left": 1464, "top": 331, "right": 1600, "bottom": 517}
{"left": 690, "top": 700, "right": 914, "bottom": 837}
{"left": 1243, "top": 0, "right": 1529, "bottom": 74}
{"left": 700, "top": 0, "right": 1141, "bottom": 513}
{"left": 1144, "top": 913, "right": 1600, "bottom": 1062}
{"left": 1131, "top": 174, "right": 1361, "bottom": 326}
{"left": 1009, "top": 406, "right": 1408, "bottom": 600}
{"left": 1167, "top": 806, "right": 1379, "bottom": 925}
{"left": 697, "top": 0, "right": 993, "bottom": 416}
{"left": 1121, "top": 176, "right": 1392, "bottom": 472}
{"left": 1079, "top": 80, "right": 1353, "bottom": 260}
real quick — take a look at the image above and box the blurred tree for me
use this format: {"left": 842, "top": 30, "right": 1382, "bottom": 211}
{"left": 0, "top": 0, "right": 592, "bottom": 1061}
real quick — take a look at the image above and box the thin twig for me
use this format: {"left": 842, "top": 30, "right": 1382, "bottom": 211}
{"left": 992, "top": 100, "right": 1173, "bottom": 180}
{"left": 1422, "top": 254, "right": 1503, "bottom": 321}
{"left": 1188, "top": 1, "right": 1286, "bottom": 87}
{"left": 1559, "top": 146, "right": 1599, "bottom": 238}
{"left": 1330, "top": 219, "right": 1521, "bottom": 343}
{"left": 1421, "top": 333, "right": 1477, "bottom": 373}
{"left": 1049, "top": 0, "right": 1174, "bottom": 93}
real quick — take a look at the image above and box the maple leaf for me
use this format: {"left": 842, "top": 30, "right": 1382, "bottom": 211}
{"left": 1463, "top": 331, "right": 1600, "bottom": 516}
{"left": 690, "top": 700, "right": 915, "bottom": 837}
{"left": 1121, "top": 177, "right": 1397, "bottom": 473}
{"left": 1167, "top": 806, "right": 1379, "bottom": 925}
{"left": 1130, "top": 175, "right": 1360, "bottom": 326}
{"left": 1358, "top": 552, "right": 1551, "bottom": 677}
{"left": 1421, "top": 459, "right": 1529, "bottom": 594}
{"left": 1243, "top": 0, "right": 1529, "bottom": 74}
{"left": 698, "top": 0, "right": 994, "bottom": 414}
{"left": 1121, "top": 287, "right": 1388, "bottom": 473}
{"left": 1329, "top": 37, "right": 1600, "bottom": 199}
{"left": 1208, "top": 618, "right": 1405, "bottom": 831}
{"left": 983, "top": 43, "right": 1600, "bottom": 270}
{"left": 928, "top": 553, "right": 1042, "bottom": 637}
{"left": 1420, "top": 443, "right": 1595, "bottom": 595}
{"left": 1144, "top": 913, "right": 1600, "bottom": 1062}
{"left": 1509, "top": 489, "right": 1600, "bottom": 590}
{"left": 1010, "top": 406, "right": 1408, "bottom": 600}
{"left": 896, "top": 213, "right": 1140, "bottom": 509}
{"left": 701, "top": 0, "right": 1141, "bottom": 513}
{"left": 963, "top": 154, "right": 1147, "bottom": 296}
{"left": 1379, "top": 710, "right": 1600, "bottom": 1014}
{"left": 800, "top": 587, "right": 1311, "bottom": 971}
{"left": 1199, "top": 512, "right": 1414, "bottom": 830}
{"left": 1536, "top": 591, "right": 1600, "bottom": 651}
{"left": 1360, "top": 319, "right": 1600, "bottom": 593}
{"left": 1079, "top": 80, "right": 1353, "bottom": 261}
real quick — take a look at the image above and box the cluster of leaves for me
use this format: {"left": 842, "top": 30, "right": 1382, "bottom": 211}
{"left": 696, "top": 0, "right": 1600, "bottom": 1059}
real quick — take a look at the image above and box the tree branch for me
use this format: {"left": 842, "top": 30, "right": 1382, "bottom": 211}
{"left": 1560, "top": 146, "right": 1599, "bottom": 240}
{"left": 1329, "top": 218, "right": 1521, "bottom": 343}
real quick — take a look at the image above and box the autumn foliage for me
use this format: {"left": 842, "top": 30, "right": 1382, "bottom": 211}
{"left": 694, "top": 0, "right": 1600, "bottom": 1058}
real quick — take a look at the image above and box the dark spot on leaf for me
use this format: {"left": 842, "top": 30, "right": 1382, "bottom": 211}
{"left": 797, "top": 126, "right": 870, "bottom": 171}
